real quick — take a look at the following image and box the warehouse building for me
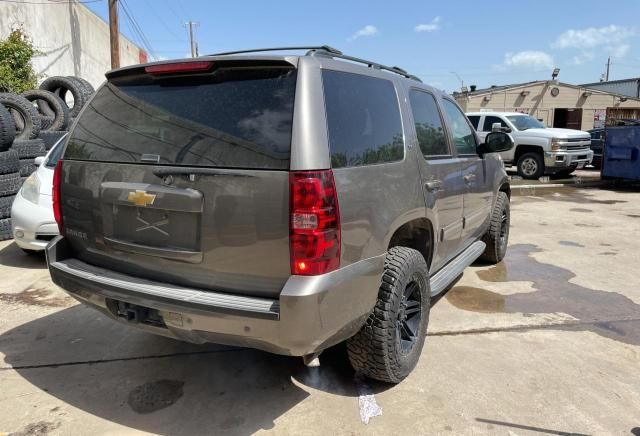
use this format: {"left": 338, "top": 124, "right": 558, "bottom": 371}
{"left": 580, "top": 77, "right": 640, "bottom": 99}
{"left": 0, "top": 0, "right": 146, "bottom": 89}
{"left": 454, "top": 80, "right": 640, "bottom": 131}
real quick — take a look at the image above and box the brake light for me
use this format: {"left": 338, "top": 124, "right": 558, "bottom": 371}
{"left": 290, "top": 170, "right": 340, "bottom": 275}
{"left": 53, "top": 160, "right": 64, "bottom": 233}
{"left": 144, "top": 61, "right": 212, "bottom": 75}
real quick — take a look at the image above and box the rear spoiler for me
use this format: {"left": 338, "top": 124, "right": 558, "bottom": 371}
{"left": 105, "top": 57, "right": 298, "bottom": 80}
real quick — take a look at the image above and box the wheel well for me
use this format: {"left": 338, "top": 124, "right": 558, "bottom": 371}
{"left": 499, "top": 182, "right": 511, "bottom": 199}
{"left": 514, "top": 144, "right": 543, "bottom": 162}
{"left": 388, "top": 219, "right": 434, "bottom": 268}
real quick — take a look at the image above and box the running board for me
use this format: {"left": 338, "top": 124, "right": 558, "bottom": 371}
{"left": 429, "top": 241, "right": 486, "bottom": 296}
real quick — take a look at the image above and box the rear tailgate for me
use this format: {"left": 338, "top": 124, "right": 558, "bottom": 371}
{"left": 59, "top": 61, "right": 297, "bottom": 298}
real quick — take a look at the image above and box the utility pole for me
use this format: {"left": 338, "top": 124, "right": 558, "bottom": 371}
{"left": 605, "top": 56, "right": 611, "bottom": 82}
{"left": 108, "top": 0, "right": 120, "bottom": 69}
{"left": 184, "top": 21, "right": 199, "bottom": 58}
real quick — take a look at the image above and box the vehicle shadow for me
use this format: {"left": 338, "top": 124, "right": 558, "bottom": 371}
{"left": 0, "top": 304, "right": 388, "bottom": 435}
{"left": 0, "top": 241, "right": 47, "bottom": 269}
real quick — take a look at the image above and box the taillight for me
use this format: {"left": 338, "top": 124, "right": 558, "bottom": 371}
{"left": 53, "top": 160, "right": 64, "bottom": 233}
{"left": 290, "top": 170, "right": 340, "bottom": 275}
{"left": 144, "top": 61, "right": 212, "bottom": 75}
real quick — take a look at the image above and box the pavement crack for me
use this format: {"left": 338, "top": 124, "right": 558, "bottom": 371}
{"left": 0, "top": 347, "right": 249, "bottom": 371}
{"left": 429, "top": 317, "right": 640, "bottom": 337}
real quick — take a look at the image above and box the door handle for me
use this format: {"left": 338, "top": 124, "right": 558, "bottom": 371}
{"left": 463, "top": 174, "right": 476, "bottom": 184}
{"left": 424, "top": 180, "right": 443, "bottom": 192}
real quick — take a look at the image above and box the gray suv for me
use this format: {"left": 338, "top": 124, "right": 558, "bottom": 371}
{"left": 46, "top": 46, "right": 513, "bottom": 383}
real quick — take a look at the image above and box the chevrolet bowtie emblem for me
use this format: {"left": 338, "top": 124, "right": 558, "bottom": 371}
{"left": 127, "top": 190, "right": 156, "bottom": 207}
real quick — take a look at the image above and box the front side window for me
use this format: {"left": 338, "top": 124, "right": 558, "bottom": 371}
{"left": 482, "top": 116, "right": 508, "bottom": 132}
{"left": 442, "top": 99, "right": 477, "bottom": 155}
{"left": 322, "top": 70, "right": 404, "bottom": 168}
{"left": 409, "top": 90, "right": 449, "bottom": 157}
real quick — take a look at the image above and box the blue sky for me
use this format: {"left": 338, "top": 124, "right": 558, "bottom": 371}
{"left": 87, "top": 0, "right": 640, "bottom": 92}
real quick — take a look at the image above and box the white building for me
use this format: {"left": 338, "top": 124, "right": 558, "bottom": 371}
{"left": 0, "top": 0, "right": 146, "bottom": 89}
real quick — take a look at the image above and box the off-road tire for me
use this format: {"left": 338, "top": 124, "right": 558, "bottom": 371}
{"left": 0, "top": 93, "right": 41, "bottom": 140}
{"left": 480, "top": 191, "right": 510, "bottom": 263}
{"left": 0, "top": 172, "right": 21, "bottom": 197}
{"left": 39, "top": 76, "right": 87, "bottom": 118}
{"left": 0, "top": 103, "right": 16, "bottom": 150}
{"left": 39, "top": 130, "right": 67, "bottom": 150}
{"left": 19, "top": 159, "right": 36, "bottom": 177}
{"left": 346, "top": 246, "right": 430, "bottom": 383}
{"left": 0, "top": 218, "right": 12, "bottom": 241}
{"left": 12, "top": 139, "right": 46, "bottom": 159}
{"left": 68, "top": 76, "right": 95, "bottom": 95}
{"left": 21, "top": 89, "right": 70, "bottom": 132}
{"left": 0, "top": 150, "right": 19, "bottom": 175}
{"left": 516, "top": 151, "right": 544, "bottom": 180}
{"left": 0, "top": 195, "right": 15, "bottom": 219}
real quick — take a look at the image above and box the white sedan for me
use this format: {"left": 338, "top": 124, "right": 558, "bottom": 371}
{"left": 11, "top": 135, "right": 66, "bottom": 253}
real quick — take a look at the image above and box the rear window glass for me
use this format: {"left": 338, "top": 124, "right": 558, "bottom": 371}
{"left": 322, "top": 70, "right": 404, "bottom": 168}
{"left": 64, "top": 67, "right": 297, "bottom": 169}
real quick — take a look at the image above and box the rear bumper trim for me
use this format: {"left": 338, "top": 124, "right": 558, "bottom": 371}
{"left": 49, "top": 248, "right": 279, "bottom": 320}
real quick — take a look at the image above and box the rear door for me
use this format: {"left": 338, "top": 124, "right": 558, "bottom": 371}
{"left": 441, "top": 99, "right": 492, "bottom": 245}
{"left": 60, "top": 61, "right": 297, "bottom": 298}
{"left": 408, "top": 89, "right": 464, "bottom": 268}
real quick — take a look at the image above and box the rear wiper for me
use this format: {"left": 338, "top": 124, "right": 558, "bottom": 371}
{"left": 152, "top": 167, "right": 255, "bottom": 178}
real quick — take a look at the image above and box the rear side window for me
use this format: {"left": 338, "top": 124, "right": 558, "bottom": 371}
{"left": 64, "top": 67, "right": 297, "bottom": 169}
{"left": 467, "top": 115, "right": 480, "bottom": 130}
{"left": 322, "top": 71, "right": 404, "bottom": 168}
{"left": 409, "top": 90, "right": 449, "bottom": 157}
{"left": 482, "top": 115, "right": 508, "bottom": 132}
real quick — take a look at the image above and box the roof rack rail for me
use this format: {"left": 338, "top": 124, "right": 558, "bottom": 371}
{"left": 205, "top": 45, "right": 422, "bottom": 83}
{"left": 206, "top": 45, "right": 343, "bottom": 57}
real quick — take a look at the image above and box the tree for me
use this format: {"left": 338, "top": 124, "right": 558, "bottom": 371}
{"left": 0, "top": 29, "right": 39, "bottom": 93}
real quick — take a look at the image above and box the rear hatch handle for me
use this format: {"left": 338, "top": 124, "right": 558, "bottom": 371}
{"left": 152, "top": 167, "right": 256, "bottom": 180}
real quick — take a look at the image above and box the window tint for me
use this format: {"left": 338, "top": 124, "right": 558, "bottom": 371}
{"left": 65, "top": 67, "right": 297, "bottom": 169}
{"left": 322, "top": 70, "right": 404, "bottom": 168}
{"left": 467, "top": 115, "right": 480, "bottom": 130}
{"left": 442, "top": 99, "right": 477, "bottom": 155}
{"left": 409, "top": 90, "right": 449, "bottom": 156}
{"left": 482, "top": 116, "right": 508, "bottom": 132}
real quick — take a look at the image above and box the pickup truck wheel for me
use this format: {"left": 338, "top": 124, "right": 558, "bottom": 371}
{"left": 346, "top": 247, "right": 430, "bottom": 383}
{"left": 480, "top": 191, "right": 510, "bottom": 263}
{"left": 516, "top": 152, "right": 544, "bottom": 179}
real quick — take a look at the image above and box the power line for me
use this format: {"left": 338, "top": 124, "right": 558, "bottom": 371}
{"left": 119, "top": 0, "right": 157, "bottom": 60}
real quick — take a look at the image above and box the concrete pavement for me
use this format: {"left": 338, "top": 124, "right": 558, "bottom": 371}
{"left": 0, "top": 185, "right": 639, "bottom": 435}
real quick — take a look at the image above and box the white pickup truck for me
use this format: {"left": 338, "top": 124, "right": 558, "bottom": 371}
{"left": 466, "top": 111, "right": 593, "bottom": 179}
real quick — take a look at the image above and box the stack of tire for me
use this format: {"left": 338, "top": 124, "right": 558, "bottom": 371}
{"left": 0, "top": 76, "right": 94, "bottom": 241}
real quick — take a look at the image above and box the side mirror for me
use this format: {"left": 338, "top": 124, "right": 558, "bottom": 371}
{"left": 491, "top": 122, "right": 512, "bottom": 133}
{"left": 34, "top": 156, "right": 45, "bottom": 166}
{"left": 478, "top": 131, "right": 514, "bottom": 155}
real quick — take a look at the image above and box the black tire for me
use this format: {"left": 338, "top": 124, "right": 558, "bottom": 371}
{"left": 0, "top": 150, "right": 19, "bottom": 175}
{"left": 0, "top": 172, "right": 22, "bottom": 197}
{"left": 480, "top": 192, "right": 510, "bottom": 264}
{"left": 346, "top": 247, "right": 430, "bottom": 383}
{"left": 0, "top": 195, "right": 15, "bottom": 219}
{"left": 21, "top": 89, "right": 70, "bottom": 132}
{"left": 67, "top": 76, "right": 95, "bottom": 95}
{"left": 39, "top": 76, "right": 88, "bottom": 118}
{"left": 516, "top": 151, "right": 544, "bottom": 180}
{"left": 0, "top": 93, "right": 41, "bottom": 140}
{"left": 19, "top": 159, "right": 36, "bottom": 177}
{"left": 0, "top": 103, "right": 16, "bottom": 150}
{"left": 39, "top": 130, "right": 67, "bottom": 150}
{"left": 0, "top": 218, "right": 12, "bottom": 241}
{"left": 12, "top": 139, "right": 46, "bottom": 159}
